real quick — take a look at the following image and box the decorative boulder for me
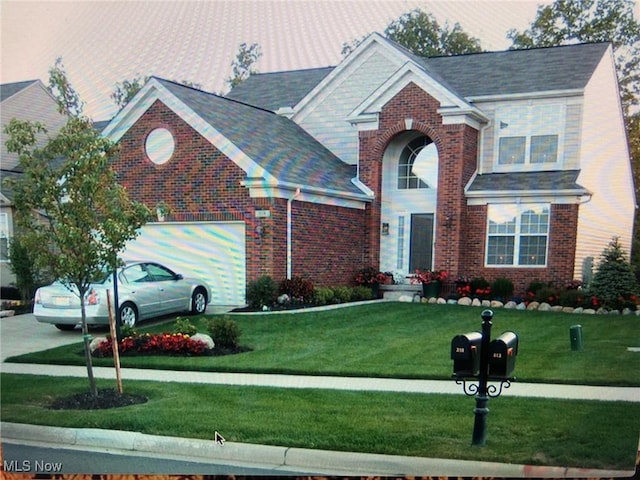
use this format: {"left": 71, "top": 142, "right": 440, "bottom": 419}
{"left": 504, "top": 301, "right": 517, "bottom": 309}
{"left": 398, "top": 295, "right": 414, "bottom": 303}
{"left": 481, "top": 300, "right": 491, "bottom": 307}
{"left": 516, "top": 302, "right": 526, "bottom": 310}
{"left": 89, "top": 336, "right": 107, "bottom": 353}
{"left": 583, "top": 309, "right": 596, "bottom": 315}
{"left": 538, "top": 302, "right": 551, "bottom": 312}
{"left": 551, "top": 305, "right": 564, "bottom": 312}
{"left": 527, "top": 301, "right": 540, "bottom": 311}
{"left": 573, "top": 307, "right": 584, "bottom": 314}
{"left": 458, "top": 297, "right": 472, "bottom": 306}
{"left": 490, "top": 300, "right": 504, "bottom": 308}
{"left": 437, "top": 297, "right": 447, "bottom": 305}
{"left": 472, "top": 298, "right": 482, "bottom": 307}
{"left": 191, "top": 333, "right": 215, "bottom": 350}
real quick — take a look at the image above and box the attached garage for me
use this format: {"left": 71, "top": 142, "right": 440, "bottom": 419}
{"left": 122, "top": 222, "right": 246, "bottom": 306}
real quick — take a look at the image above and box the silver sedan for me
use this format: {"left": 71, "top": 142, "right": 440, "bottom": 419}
{"left": 33, "top": 261, "right": 211, "bottom": 331}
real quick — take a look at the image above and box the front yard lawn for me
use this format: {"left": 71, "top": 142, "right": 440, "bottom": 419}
{"left": 7, "top": 303, "right": 640, "bottom": 386}
{"left": 1, "top": 373, "right": 639, "bottom": 470}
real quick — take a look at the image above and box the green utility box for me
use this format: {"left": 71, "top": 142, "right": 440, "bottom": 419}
{"left": 570, "top": 324, "right": 584, "bottom": 351}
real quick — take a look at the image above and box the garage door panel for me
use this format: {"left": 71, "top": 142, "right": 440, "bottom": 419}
{"left": 122, "top": 222, "right": 246, "bottom": 306}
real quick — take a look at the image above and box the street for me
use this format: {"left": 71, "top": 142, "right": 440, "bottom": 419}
{"left": 1, "top": 441, "right": 306, "bottom": 475}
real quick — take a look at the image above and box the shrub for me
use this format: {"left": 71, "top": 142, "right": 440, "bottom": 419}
{"left": 491, "top": 277, "right": 514, "bottom": 301}
{"left": 313, "top": 286, "right": 335, "bottom": 305}
{"left": 351, "top": 285, "right": 374, "bottom": 301}
{"left": 120, "top": 324, "right": 138, "bottom": 339}
{"left": 208, "top": 316, "right": 241, "bottom": 349}
{"left": 559, "top": 289, "right": 592, "bottom": 309}
{"left": 535, "top": 286, "right": 560, "bottom": 305}
{"left": 172, "top": 317, "right": 197, "bottom": 336}
{"left": 246, "top": 276, "right": 277, "bottom": 309}
{"left": 332, "top": 286, "right": 352, "bottom": 304}
{"left": 470, "top": 277, "right": 491, "bottom": 299}
{"left": 590, "top": 237, "right": 639, "bottom": 310}
{"left": 279, "top": 276, "right": 315, "bottom": 303}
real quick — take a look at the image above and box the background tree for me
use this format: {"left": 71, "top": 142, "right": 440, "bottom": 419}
{"left": 225, "top": 42, "right": 262, "bottom": 89}
{"left": 111, "top": 76, "right": 202, "bottom": 110}
{"left": 384, "top": 8, "right": 482, "bottom": 57}
{"left": 4, "top": 61, "right": 149, "bottom": 398}
{"left": 508, "top": 0, "right": 640, "bottom": 283}
{"left": 507, "top": 0, "right": 640, "bottom": 113}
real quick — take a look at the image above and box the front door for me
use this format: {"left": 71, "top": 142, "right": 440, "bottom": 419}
{"left": 409, "top": 213, "right": 434, "bottom": 271}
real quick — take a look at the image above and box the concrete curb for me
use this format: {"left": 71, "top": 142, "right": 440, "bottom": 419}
{"left": 2, "top": 422, "right": 635, "bottom": 477}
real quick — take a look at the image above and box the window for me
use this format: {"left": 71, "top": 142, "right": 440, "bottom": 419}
{"left": 0, "top": 213, "right": 9, "bottom": 262}
{"left": 486, "top": 204, "right": 549, "bottom": 266}
{"left": 496, "top": 104, "right": 563, "bottom": 169}
{"left": 398, "top": 137, "right": 437, "bottom": 189}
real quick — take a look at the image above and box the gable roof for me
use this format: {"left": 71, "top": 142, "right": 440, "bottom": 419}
{"left": 104, "top": 77, "right": 369, "bottom": 201}
{"left": 0, "top": 80, "right": 39, "bottom": 102}
{"left": 227, "top": 39, "right": 609, "bottom": 111}
{"left": 225, "top": 67, "right": 334, "bottom": 112}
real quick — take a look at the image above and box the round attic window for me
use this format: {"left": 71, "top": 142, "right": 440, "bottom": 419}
{"left": 145, "top": 128, "right": 175, "bottom": 165}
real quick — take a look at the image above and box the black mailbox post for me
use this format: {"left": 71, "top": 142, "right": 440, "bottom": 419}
{"left": 451, "top": 310, "right": 518, "bottom": 446}
{"left": 451, "top": 332, "right": 482, "bottom": 377}
{"left": 489, "top": 331, "right": 519, "bottom": 378}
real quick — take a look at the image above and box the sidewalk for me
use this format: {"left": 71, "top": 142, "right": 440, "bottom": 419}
{"left": 2, "top": 362, "right": 639, "bottom": 402}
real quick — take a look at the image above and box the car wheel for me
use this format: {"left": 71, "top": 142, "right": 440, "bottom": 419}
{"left": 191, "top": 288, "right": 208, "bottom": 314}
{"left": 119, "top": 302, "right": 138, "bottom": 328}
{"left": 55, "top": 324, "right": 76, "bottom": 331}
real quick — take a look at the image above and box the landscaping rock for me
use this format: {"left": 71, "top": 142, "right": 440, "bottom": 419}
{"left": 398, "top": 295, "right": 414, "bottom": 303}
{"left": 89, "top": 336, "right": 107, "bottom": 353}
{"left": 516, "top": 302, "right": 526, "bottom": 310}
{"left": 622, "top": 308, "right": 633, "bottom": 315}
{"left": 527, "top": 301, "right": 540, "bottom": 311}
{"left": 458, "top": 297, "right": 472, "bottom": 306}
{"left": 428, "top": 297, "right": 437, "bottom": 304}
{"left": 538, "top": 302, "right": 551, "bottom": 312}
{"left": 562, "top": 307, "right": 574, "bottom": 313}
{"left": 472, "top": 298, "right": 482, "bottom": 307}
{"left": 583, "top": 309, "right": 596, "bottom": 315}
{"left": 481, "top": 300, "right": 491, "bottom": 307}
{"left": 551, "top": 305, "right": 564, "bottom": 312}
{"left": 597, "top": 307, "right": 608, "bottom": 314}
{"left": 490, "top": 300, "right": 504, "bottom": 308}
{"left": 437, "top": 297, "right": 447, "bottom": 305}
{"left": 504, "top": 301, "right": 517, "bottom": 309}
{"left": 191, "top": 333, "right": 214, "bottom": 350}
{"left": 573, "top": 307, "right": 584, "bottom": 314}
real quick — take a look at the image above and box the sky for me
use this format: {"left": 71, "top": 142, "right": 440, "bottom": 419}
{"left": 1, "top": 0, "right": 566, "bottom": 121}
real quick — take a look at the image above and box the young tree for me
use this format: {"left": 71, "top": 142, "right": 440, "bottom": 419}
{"left": 4, "top": 61, "right": 149, "bottom": 398}
{"left": 225, "top": 42, "right": 262, "bottom": 89}
{"left": 590, "top": 237, "right": 639, "bottom": 309}
{"left": 507, "top": 0, "right": 640, "bottom": 112}
{"left": 384, "top": 8, "right": 482, "bottom": 57}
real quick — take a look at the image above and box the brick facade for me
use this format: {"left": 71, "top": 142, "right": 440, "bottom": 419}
{"left": 113, "top": 100, "right": 367, "bottom": 289}
{"left": 359, "top": 82, "right": 578, "bottom": 295}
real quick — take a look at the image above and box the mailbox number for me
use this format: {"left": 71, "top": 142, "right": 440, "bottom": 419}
{"left": 456, "top": 347, "right": 465, "bottom": 353}
{"left": 492, "top": 352, "right": 502, "bottom": 359}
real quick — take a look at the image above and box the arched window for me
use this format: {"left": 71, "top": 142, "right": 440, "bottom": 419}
{"left": 397, "top": 136, "right": 437, "bottom": 189}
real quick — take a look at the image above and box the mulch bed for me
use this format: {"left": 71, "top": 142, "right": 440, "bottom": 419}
{"left": 48, "top": 388, "right": 148, "bottom": 410}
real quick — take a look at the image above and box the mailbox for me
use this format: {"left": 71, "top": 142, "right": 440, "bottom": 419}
{"left": 488, "top": 331, "right": 518, "bottom": 378}
{"left": 451, "top": 332, "right": 482, "bottom": 377}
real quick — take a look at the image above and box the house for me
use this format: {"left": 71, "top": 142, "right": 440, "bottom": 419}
{"left": 104, "top": 34, "right": 635, "bottom": 305}
{"left": 0, "top": 80, "right": 67, "bottom": 288}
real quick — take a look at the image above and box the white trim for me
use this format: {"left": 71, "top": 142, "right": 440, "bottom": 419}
{"left": 467, "top": 89, "right": 584, "bottom": 103}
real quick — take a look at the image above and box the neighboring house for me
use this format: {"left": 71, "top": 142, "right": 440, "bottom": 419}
{"left": 104, "top": 34, "right": 635, "bottom": 305}
{"left": 0, "top": 80, "right": 67, "bottom": 288}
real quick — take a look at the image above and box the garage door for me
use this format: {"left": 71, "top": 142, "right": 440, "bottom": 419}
{"left": 121, "top": 222, "right": 246, "bottom": 306}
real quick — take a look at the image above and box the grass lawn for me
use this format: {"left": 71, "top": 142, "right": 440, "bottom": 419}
{"left": 1, "top": 373, "right": 639, "bottom": 470}
{"left": 7, "top": 303, "right": 640, "bottom": 386}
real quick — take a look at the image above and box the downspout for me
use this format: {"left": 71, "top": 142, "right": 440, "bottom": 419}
{"left": 287, "top": 187, "right": 301, "bottom": 280}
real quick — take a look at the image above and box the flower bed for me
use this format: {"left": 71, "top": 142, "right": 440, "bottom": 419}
{"left": 92, "top": 332, "right": 212, "bottom": 357}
